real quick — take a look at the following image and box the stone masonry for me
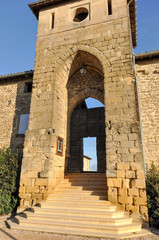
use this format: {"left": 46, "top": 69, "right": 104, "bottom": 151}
{"left": 1, "top": 0, "right": 159, "bottom": 222}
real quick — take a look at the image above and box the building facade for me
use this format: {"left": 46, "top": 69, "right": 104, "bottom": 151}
{"left": 0, "top": 0, "right": 159, "bottom": 221}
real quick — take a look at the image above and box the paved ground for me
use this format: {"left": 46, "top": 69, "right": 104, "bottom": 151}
{"left": 0, "top": 215, "right": 158, "bottom": 240}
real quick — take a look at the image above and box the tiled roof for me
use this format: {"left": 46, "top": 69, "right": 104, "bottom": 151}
{"left": 135, "top": 50, "right": 159, "bottom": 61}
{"left": 0, "top": 70, "right": 33, "bottom": 81}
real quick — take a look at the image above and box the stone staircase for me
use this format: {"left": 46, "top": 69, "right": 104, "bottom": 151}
{"left": 8, "top": 173, "right": 150, "bottom": 239}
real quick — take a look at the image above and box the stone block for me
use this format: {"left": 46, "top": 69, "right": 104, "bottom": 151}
{"left": 140, "top": 206, "right": 148, "bottom": 215}
{"left": 19, "top": 193, "right": 31, "bottom": 199}
{"left": 113, "top": 134, "right": 128, "bottom": 141}
{"left": 126, "top": 170, "right": 135, "bottom": 179}
{"left": 136, "top": 170, "right": 145, "bottom": 179}
{"left": 128, "top": 133, "right": 140, "bottom": 141}
{"left": 122, "top": 179, "right": 130, "bottom": 188}
{"left": 117, "top": 162, "right": 130, "bottom": 170}
{"left": 139, "top": 189, "right": 147, "bottom": 200}
{"left": 128, "top": 188, "right": 139, "bottom": 196}
{"left": 107, "top": 178, "right": 122, "bottom": 188}
{"left": 121, "top": 141, "right": 134, "bottom": 148}
{"left": 31, "top": 193, "right": 43, "bottom": 199}
{"left": 26, "top": 186, "right": 39, "bottom": 193}
{"left": 117, "top": 170, "right": 125, "bottom": 178}
{"left": 134, "top": 197, "right": 147, "bottom": 206}
{"left": 130, "top": 162, "right": 142, "bottom": 171}
{"left": 131, "top": 179, "right": 146, "bottom": 189}
{"left": 126, "top": 204, "right": 139, "bottom": 213}
{"left": 122, "top": 153, "right": 134, "bottom": 162}
{"left": 19, "top": 186, "right": 25, "bottom": 193}
{"left": 118, "top": 196, "right": 133, "bottom": 205}
{"left": 40, "top": 186, "right": 46, "bottom": 193}
{"left": 106, "top": 170, "right": 117, "bottom": 178}
{"left": 35, "top": 178, "right": 48, "bottom": 186}
{"left": 108, "top": 187, "right": 117, "bottom": 203}
{"left": 118, "top": 188, "right": 127, "bottom": 196}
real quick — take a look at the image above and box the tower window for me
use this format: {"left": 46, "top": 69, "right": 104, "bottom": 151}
{"left": 24, "top": 82, "right": 32, "bottom": 93}
{"left": 73, "top": 8, "right": 88, "bottom": 22}
{"left": 51, "top": 13, "right": 55, "bottom": 29}
{"left": 108, "top": 0, "right": 112, "bottom": 15}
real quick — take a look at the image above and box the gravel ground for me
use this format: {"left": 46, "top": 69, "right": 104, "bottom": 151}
{"left": 0, "top": 215, "right": 158, "bottom": 240}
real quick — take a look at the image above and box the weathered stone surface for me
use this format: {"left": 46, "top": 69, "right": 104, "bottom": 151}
{"left": 128, "top": 188, "right": 139, "bottom": 196}
{"left": 118, "top": 188, "right": 127, "bottom": 196}
{"left": 122, "top": 179, "right": 130, "bottom": 188}
{"left": 134, "top": 197, "right": 147, "bottom": 206}
{"left": 35, "top": 179, "right": 48, "bottom": 186}
{"left": 126, "top": 204, "right": 139, "bottom": 213}
{"left": 117, "top": 170, "right": 125, "bottom": 178}
{"left": 118, "top": 196, "right": 133, "bottom": 205}
{"left": 107, "top": 178, "right": 122, "bottom": 188}
{"left": 126, "top": 170, "right": 136, "bottom": 179}
{"left": 131, "top": 179, "right": 146, "bottom": 189}
{"left": 117, "top": 162, "right": 130, "bottom": 170}
{"left": 0, "top": 0, "right": 150, "bottom": 221}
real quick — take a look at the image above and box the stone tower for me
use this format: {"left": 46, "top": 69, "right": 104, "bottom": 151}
{"left": 19, "top": 0, "right": 148, "bottom": 220}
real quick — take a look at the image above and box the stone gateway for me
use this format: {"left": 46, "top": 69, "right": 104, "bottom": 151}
{"left": 0, "top": 0, "right": 159, "bottom": 235}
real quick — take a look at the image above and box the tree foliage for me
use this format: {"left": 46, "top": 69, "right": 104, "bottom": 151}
{"left": 146, "top": 162, "right": 159, "bottom": 228}
{"left": 0, "top": 147, "right": 18, "bottom": 215}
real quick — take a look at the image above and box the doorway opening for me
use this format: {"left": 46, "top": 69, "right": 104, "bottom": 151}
{"left": 83, "top": 137, "right": 97, "bottom": 172}
{"left": 67, "top": 97, "right": 106, "bottom": 173}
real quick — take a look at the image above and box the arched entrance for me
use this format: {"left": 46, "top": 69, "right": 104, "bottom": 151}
{"left": 66, "top": 51, "right": 106, "bottom": 173}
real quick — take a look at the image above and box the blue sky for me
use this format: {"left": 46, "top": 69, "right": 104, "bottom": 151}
{"left": 0, "top": 0, "right": 159, "bottom": 75}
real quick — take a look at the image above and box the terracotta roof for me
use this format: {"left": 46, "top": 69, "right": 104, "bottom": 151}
{"left": 0, "top": 70, "right": 33, "bottom": 81}
{"left": 135, "top": 50, "right": 159, "bottom": 61}
{"left": 29, "top": 0, "right": 137, "bottom": 47}
{"left": 28, "top": 0, "right": 70, "bottom": 18}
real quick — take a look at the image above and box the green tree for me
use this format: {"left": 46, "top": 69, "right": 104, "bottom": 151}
{"left": 146, "top": 163, "right": 159, "bottom": 228}
{"left": 0, "top": 147, "right": 18, "bottom": 215}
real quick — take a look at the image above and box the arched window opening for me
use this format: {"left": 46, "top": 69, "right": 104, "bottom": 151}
{"left": 73, "top": 8, "right": 88, "bottom": 22}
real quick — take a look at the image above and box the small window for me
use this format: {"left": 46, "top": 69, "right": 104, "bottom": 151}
{"left": 51, "top": 13, "right": 55, "bottom": 29}
{"left": 18, "top": 114, "right": 29, "bottom": 134}
{"left": 24, "top": 82, "right": 32, "bottom": 93}
{"left": 73, "top": 8, "right": 88, "bottom": 22}
{"left": 108, "top": 0, "right": 112, "bottom": 15}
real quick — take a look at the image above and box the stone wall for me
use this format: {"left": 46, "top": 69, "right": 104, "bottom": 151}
{"left": 18, "top": 0, "right": 146, "bottom": 213}
{"left": 136, "top": 58, "right": 159, "bottom": 168}
{"left": 0, "top": 77, "right": 32, "bottom": 155}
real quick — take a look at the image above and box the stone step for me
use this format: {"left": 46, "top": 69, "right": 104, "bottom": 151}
{"left": 46, "top": 198, "right": 111, "bottom": 205}
{"left": 9, "top": 221, "right": 150, "bottom": 239}
{"left": 39, "top": 202, "right": 116, "bottom": 211}
{"left": 32, "top": 206, "right": 125, "bottom": 218}
{"left": 59, "top": 182, "right": 107, "bottom": 187}
{"left": 54, "top": 189, "right": 107, "bottom": 195}
{"left": 24, "top": 212, "right": 133, "bottom": 226}
{"left": 65, "top": 173, "right": 106, "bottom": 177}
{"left": 63, "top": 178, "right": 107, "bottom": 182}
{"left": 15, "top": 216, "right": 142, "bottom": 234}
{"left": 48, "top": 193, "right": 107, "bottom": 200}
{"left": 56, "top": 185, "right": 107, "bottom": 190}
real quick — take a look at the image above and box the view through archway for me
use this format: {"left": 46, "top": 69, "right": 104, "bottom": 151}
{"left": 68, "top": 97, "right": 106, "bottom": 173}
